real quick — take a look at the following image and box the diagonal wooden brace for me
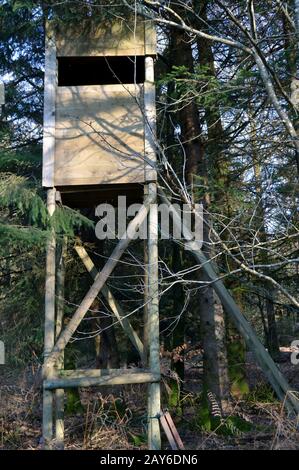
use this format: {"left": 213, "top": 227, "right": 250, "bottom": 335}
{"left": 44, "top": 192, "right": 155, "bottom": 373}
{"left": 74, "top": 245, "right": 145, "bottom": 362}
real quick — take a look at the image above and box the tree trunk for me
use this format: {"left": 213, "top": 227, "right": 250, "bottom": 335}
{"left": 250, "top": 111, "right": 280, "bottom": 359}
{"left": 169, "top": 19, "right": 231, "bottom": 412}
{"left": 195, "top": 0, "right": 233, "bottom": 408}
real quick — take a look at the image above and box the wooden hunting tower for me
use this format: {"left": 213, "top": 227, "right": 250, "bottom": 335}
{"left": 42, "top": 16, "right": 161, "bottom": 451}
{"left": 43, "top": 17, "right": 157, "bottom": 205}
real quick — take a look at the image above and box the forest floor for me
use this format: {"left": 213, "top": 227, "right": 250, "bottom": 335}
{"left": 0, "top": 352, "right": 298, "bottom": 450}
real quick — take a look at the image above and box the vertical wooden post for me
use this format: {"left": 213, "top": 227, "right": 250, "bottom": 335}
{"left": 55, "top": 236, "right": 67, "bottom": 449}
{"left": 144, "top": 52, "right": 157, "bottom": 370}
{"left": 144, "top": 52, "right": 160, "bottom": 449}
{"left": 143, "top": 240, "right": 149, "bottom": 366}
{"left": 43, "top": 188, "right": 56, "bottom": 449}
{"left": 144, "top": 56, "right": 157, "bottom": 182}
{"left": 147, "top": 182, "right": 161, "bottom": 450}
{"left": 143, "top": 191, "right": 149, "bottom": 367}
{"left": 42, "top": 23, "right": 56, "bottom": 188}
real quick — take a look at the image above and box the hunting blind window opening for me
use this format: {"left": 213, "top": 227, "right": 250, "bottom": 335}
{"left": 57, "top": 56, "right": 145, "bottom": 86}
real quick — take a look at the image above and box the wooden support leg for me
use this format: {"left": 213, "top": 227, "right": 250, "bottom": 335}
{"left": 143, "top": 237, "right": 149, "bottom": 367}
{"left": 55, "top": 237, "right": 67, "bottom": 449}
{"left": 43, "top": 188, "right": 56, "bottom": 449}
{"left": 147, "top": 183, "right": 161, "bottom": 450}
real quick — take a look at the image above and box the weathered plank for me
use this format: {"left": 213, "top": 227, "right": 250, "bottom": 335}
{"left": 42, "top": 24, "right": 56, "bottom": 188}
{"left": 159, "top": 414, "right": 178, "bottom": 450}
{"left": 145, "top": 19, "right": 157, "bottom": 56}
{"left": 45, "top": 371, "right": 160, "bottom": 389}
{"left": 147, "top": 183, "right": 161, "bottom": 450}
{"left": 164, "top": 411, "right": 185, "bottom": 450}
{"left": 54, "top": 368, "right": 148, "bottom": 378}
{"left": 55, "top": 18, "right": 155, "bottom": 57}
{"left": 54, "top": 84, "right": 145, "bottom": 186}
{"left": 143, "top": 233, "right": 149, "bottom": 366}
{"left": 43, "top": 189, "right": 56, "bottom": 448}
{"left": 144, "top": 57, "right": 157, "bottom": 181}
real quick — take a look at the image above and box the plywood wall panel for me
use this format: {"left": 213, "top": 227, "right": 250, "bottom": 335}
{"left": 55, "top": 19, "right": 155, "bottom": 57}
{"left": 54, "top": 84, "right": 145, "bottom": 186}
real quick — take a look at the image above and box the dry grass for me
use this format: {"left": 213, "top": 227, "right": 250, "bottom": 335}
{"left": 0, "top": 365, "right": 298, "bottom": 450}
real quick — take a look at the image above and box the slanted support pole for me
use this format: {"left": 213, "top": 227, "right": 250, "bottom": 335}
{"left": 43, "top": 188, "right": 56, "bottom": 448}
{"left": 147, "top": 182, "right": 161, "bottom": 450}
{"left": 158, "top": 186, "right": 299, "bottom": 416}
{"left": 55, "top": 237, "right": 67, "bottom": 449}
{"left": 74, "top": 245, "right": 145, "bottom": 362}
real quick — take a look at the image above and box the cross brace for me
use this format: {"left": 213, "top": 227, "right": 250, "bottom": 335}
{"left": 44, "top": 369, "right": 159, "bottom": 389}
{"left": 74, "top": 245, "right": 145, "bottom": 363}
{"left": 43, "top": 190, "right": 155, "bottom": 373}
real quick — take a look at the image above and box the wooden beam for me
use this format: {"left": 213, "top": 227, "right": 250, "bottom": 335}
{"left": 147, "top": 183, "right": 161, "bottom": 450}
{"left": 50, "top": 367, "right": 152, "bottom": 378}
{"left": 74, "top": 245, "right": 145, "bottom": 361}
{"left": 144, "top": 56, "right": 157, "bottom": 182}
{"left": 145, "top": 19, "right": 157, "bottom": 56}
{"left": 43, "top": 188, "right": 56, "bottom": 448}
{"left": 143, "top": 236, "right": 149, "bottom": 367}
{"left": 42, "top": 23, "right": 56, "bottom": 187}
{"left": 159, "top": 414, "right": 178, "bottom": 450}
{"left": 44, "top": 191, "right": 155, "bottom": 370}
{"left": 163, "top": 411, "right": 185, "bottom": 450}
{"left": 55, "top": 19, "right": 148, "bottom": 57}
{"left": 158, "top": 186, "right": 299, "bottom": 415}
{"left": 44, "top": 370, "right": 160, "bottom": 389}
{"left": 159, "top": 412, "right": 185, "bottom": 450}
{"left": 54, "top": 84, "right": 145, "bottom": 187}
